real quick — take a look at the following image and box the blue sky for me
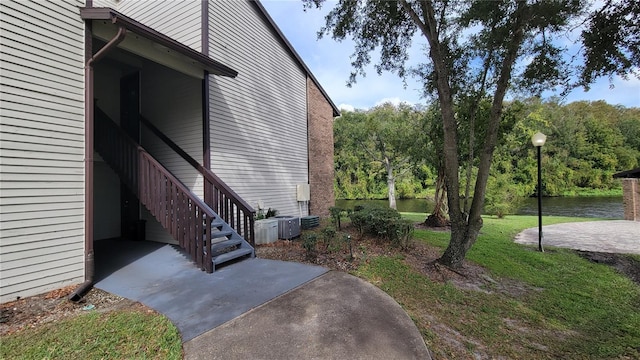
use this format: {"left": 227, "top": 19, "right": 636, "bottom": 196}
{"left": 261, "top": 1, "right": 640, "bottom": 111}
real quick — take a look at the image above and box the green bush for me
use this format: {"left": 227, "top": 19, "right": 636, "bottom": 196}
{"left": 266, "top": 208, "right": 279, "bottom": 218}
{"left": 302, "top": 233, "right": 318, "bottom": 259}
{"left": 329, "top": 206, "right": 344, "bottom": 229}
{"left": 348, "top": 204, "right": 412, "bottom": 248}
{"left": 320, "top": 226, "right": 337, "bottom": 251}
{"left": 387, "top": 218, "right": 415, "bottom": 249}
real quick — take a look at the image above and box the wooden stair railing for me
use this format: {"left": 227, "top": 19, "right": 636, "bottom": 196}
{"left": 95, "top": 108, "right": 217, "bottom": 272}
{"left": 139, "top": 115, "right": 255, "bottom": 246}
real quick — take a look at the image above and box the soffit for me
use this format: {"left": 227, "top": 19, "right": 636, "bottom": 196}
{"left": 80, "top": 7, "right": 238, "bottom": 79}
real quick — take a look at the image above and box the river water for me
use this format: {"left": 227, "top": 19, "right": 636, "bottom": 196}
{"left": 336, "top": 196, "right": 624, "bottom": 219}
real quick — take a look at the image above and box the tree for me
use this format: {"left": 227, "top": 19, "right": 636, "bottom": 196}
{"left": 334, "top": 111, "right": 387, "bottom": 200}
{"left": 304, "top": 0, "right": 639, "bottom": 268}
{"left": 336, "top": 103, "right": 419, "bottom": 209}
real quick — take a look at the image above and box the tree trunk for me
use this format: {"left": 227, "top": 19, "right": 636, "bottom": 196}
{"left": 425, "top": 164, "right": 449, "bottom": 227}
{"left": 385, "top": 157, "right": 397, "bottom": 210}
{"left": 439, "top": 215, "right": 483, "bottom": 266}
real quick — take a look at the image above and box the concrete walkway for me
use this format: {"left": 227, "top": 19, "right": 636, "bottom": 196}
{"left": 93, "top": 240, "right": 431, "bottom": 359}
{"left": 184, "top": 271, "right": 431, "bottom": 360}
{"left": 514, "top": 220, "right": 640, "bottom": 254}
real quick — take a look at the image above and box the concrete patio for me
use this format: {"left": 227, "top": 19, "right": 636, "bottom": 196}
{"left": 514, "top": 220, "right": 640, "bottom": 254}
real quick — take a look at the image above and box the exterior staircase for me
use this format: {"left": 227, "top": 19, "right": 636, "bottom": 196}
{"left": 94, "top": 107, "right": 254, "bottom": 272}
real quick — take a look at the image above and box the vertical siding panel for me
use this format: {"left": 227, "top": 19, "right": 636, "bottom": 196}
{"left": 0, "top": 0, "right": 86, "bottom": 303}
{"left": 208, "top": 1, "right": 309, "bottom": 217}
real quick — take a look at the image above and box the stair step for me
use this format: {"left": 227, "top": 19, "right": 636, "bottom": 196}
{"left": 213, "top": 247, "right": 253, "bottom": 266}
{"left": 211, "top": 220, "right": 225, "bottom": 229}
{"left": 211, "top": 238, "right": 242, "bottom": 253}
{"left": 207, "top": 230, "right": 233, "bottom": 242}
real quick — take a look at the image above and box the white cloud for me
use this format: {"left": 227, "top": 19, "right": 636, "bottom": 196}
{"left": 374, "top": 97, "right": 414, "bottom": 107}
{"left": 338, "top": 103, "right": 355, "bottom": 112}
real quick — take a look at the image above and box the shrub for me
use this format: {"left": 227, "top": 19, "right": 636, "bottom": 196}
{"left": 387, "top": 218, "right": 414, "bottom": 249}
{"left": 301, "top": 233, "right": 318, "bottom": 259}
{"left": 329, "top": 206, "right": 344, "bottom": 229}
{"left": 320, "top": 226, "right": 337, "bottom": 251}
{"left": 348, "top": 204, "right": 412, "bottom": 248}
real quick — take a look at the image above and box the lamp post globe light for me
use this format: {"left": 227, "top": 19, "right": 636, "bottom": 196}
{"left": 531, "top": 132, "right": 546, "bottom": 252}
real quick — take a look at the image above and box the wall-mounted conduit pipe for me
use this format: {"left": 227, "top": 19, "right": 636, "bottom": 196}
{"left": 69, "top": 25, "right": 127, "bottom": 302}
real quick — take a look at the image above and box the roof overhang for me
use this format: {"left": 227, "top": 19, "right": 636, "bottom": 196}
{"left": 80, "top": 7, "right": 238, "bottom": 79}
{"left": 613, "top": 168, "right": 640, "bottom": 179}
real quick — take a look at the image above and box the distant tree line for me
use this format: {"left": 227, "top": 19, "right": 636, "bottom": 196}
{"left": 334, "top": 99, "right": 640, "bottom": 213}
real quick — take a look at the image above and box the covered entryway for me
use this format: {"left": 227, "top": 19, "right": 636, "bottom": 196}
{"left": 92, "top": 44, "right": 206, "bottom": 246}
{"left": 79, "top": 8, "right": 255, "bottom": 294}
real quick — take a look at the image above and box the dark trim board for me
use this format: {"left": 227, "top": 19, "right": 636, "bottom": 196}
{"left": 80, "top": 7, "right": 237, "bottom": 78}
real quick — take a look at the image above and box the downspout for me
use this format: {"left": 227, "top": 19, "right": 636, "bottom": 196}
{"left": 69, "top": 25, "right": 127, "bottom": 302}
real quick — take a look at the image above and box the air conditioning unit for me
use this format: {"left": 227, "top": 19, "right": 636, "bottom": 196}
{"left": 301, "top": 215, "right": 320, "bottom": 229}
{"left": 255, "top": 219, "right": 279, "bottom": 245}
{"left": 275, "top": 216, "right": 301, "bottom": 240}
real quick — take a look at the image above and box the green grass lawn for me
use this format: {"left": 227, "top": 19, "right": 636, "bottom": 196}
{"left": 0, "top": 309, "right": 182, "bottom": 359}
{"left": 357, "top": 214, "right": 640, "bottom": 358}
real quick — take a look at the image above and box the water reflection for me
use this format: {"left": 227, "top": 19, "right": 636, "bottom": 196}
{"left": 517, "top": 196, "right": 623, "bottom": 219}
{"left": 336, "top": 196, "right": 623, "bottom": 219}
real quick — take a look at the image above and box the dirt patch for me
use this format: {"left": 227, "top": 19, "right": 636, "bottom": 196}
{"left": 575, "top": 250, "right": 640, "bottom": 286}
{"left": 0, "top": 286, "right": 142, "bottom": 336}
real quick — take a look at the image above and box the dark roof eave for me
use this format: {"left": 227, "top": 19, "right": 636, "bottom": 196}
{"left": 252, "top": 1, "right": 340, "bottom": 117}
{"left": 613, "top": 168, "right": 640, "bottom": 179}
{"left": 80, "top": 7, "right": 238, "bottom": 78}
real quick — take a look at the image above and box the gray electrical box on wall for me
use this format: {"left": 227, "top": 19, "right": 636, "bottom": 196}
{"left": 297, "top": 184, "right": 310, "bottom": 202}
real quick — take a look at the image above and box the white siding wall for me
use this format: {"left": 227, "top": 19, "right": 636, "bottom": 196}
{"left": 140, "top": 61, "right": 203, "bottom": 244}
{"left": 92, "top": 0, "right": 118, "bottom": 7}
{"left": 208, "top": 1, "right": 309, "bottom": 217}
{"left": 118, "top": 0, "right": 201, "bottom": 52}
{"left": 0, "top": 0, "right": 86, "bottom": 303}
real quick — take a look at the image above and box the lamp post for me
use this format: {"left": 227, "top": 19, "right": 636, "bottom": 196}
{"left": 531, "top": 132, "right": 547, "bottom": 252}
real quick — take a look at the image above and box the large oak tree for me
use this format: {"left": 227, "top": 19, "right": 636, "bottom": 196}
{"left": 304, "top": 0, "right": 639, "bottom": 268}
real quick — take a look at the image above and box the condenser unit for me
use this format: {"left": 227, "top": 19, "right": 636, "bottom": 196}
{"left": 255, "top": 219, "right": 279, "bottom": 245}
{"left": 275, "top": 216, "right": 301, "bottom": 240}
